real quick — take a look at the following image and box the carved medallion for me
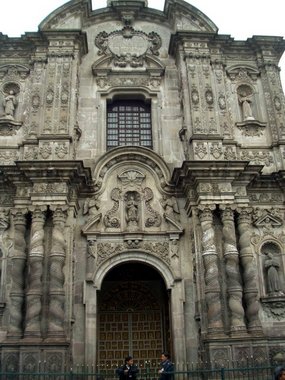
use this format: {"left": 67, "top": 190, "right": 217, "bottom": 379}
{"left": 95, "top": 26, "right": 161, "bottom": 68}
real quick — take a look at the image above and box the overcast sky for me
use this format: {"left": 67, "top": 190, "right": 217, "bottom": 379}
{"left": 1, "top": 0, "right": 285, "bottom": 89}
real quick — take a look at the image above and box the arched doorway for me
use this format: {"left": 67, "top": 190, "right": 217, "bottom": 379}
{"left": 97, "top": 262, "right": 170, "bottom": 368}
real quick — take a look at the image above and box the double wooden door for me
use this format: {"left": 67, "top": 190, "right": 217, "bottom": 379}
{"left": 97, "top": 280, "right": 168, "bottom": 368}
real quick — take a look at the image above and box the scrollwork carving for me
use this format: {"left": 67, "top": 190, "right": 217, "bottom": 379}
{"left": 103, "top": 188, "right": 121, "bottom": 228}
{"left": 143, "top": 187, "right": 161, "bottom": 227}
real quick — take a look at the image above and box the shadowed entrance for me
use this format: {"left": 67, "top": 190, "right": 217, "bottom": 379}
{"left": 97, "top": 263, "right": 170, "bottom": 369}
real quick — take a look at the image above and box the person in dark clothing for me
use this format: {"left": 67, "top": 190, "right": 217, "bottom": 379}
{"left": 274, "top": 366, "right": 285, "bottom": 380}
{"left": 116, "top": 356, "right": 139, "bottom": 380}
{"left": 158, "top": 352, "right": 174, "bottom": 380}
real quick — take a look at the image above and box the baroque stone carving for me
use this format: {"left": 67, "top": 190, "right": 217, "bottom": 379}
{"left": 125, "top": 191, "right": 140, "bottom": 231}
{"left": 198, "top": 205, "right": 223, "bottom": 334}
{"left": 48, "top": 207, "right": 67, "bottom": 336}
{"left": 103, "top": 188, "right": 121, "bottom": 228}
{"left": 83, "top": 195, "right": 100, "bottom": 218}
{"left": 8, "top": 209, "right": 27, "bottom": 337}
{"left": 95, "top": 26, "right": 161, "bottom": 67}
{"left": 33, "top": 183, "right": 67, "bottom": 194}
{"left": 160, "top": 195, "right": 180, "bottom": 222}
{"left": 262, "top": 299, "right": 285, "bottom": 320}
{"left": 143, "top": 187, "right": 161, "bottom": 227}
{"left": 240, "top": 150, "right": 273, "bottom": 167}
{"left": 96, "top": 240, "right": 170, "bottom": 266}
{"left": 118, "top": 169, "right": 145, "bottom": 188}
{"left": 237, "top": 208, "right": 262, "bottom": 334}
{"left": 252, "top": 208, "right": 283, "bottom": 230}
{"left": 218, "top": 94, "right": 226, "bottom": 110}
{"left": 25, "top": 207, "right": 46, "bottom": 337}
{"left": 221, "top": 206, "right": 246, "bottom": 334}
{"left": 0, "top": 83, "right": 22, "bottom": 134}
{"left": 264, "top": 252, "right": 284, "bottom": 296}
{"left": 237, "top": 85, "right": 254, "bottom": 121}
{"left": 205, "top": 89, "right": 214, "bottom": 105}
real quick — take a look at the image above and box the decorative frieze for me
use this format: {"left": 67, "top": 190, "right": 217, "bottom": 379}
{"left": 33, "top": 183, "right": 67, "bottom": 194}
{"left": 96, "top": 240, "right": 170, "bottom": 266}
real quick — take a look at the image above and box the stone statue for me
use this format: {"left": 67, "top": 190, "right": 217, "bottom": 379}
{"left": 125, "top": 194, "right": 139, "bottom": 229}
{"left": 161, "top": 195, "right": 180, "bottom": 221}
{"left": 264, "top": 252, "right": 281, "bottom": 294}
{"left": 2, "top": 90, "right": 18, "bottom": 119}
{"left": 238, "top": 91, "right": 254, "bottom": 120}
{"left": 83, "top": 195, "right": 100, "bottom": 216}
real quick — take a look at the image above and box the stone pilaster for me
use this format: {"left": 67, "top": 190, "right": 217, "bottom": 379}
{"left": 198, "top": 205, "right": 224, "bottom": 336}
{"left": 7, "top": 209, "right": 27, "bottom": 339}
{"left": 47, "top": 206, "right": 67, "bottom": 338}
{"left": 24, "top": 206, "right": 46, "bottom": 338}
{"left": 220, "top": 206, "right": 246, "bottom": 336}
{"left": 237, "top": 207, "right": 263, "bottom": 335}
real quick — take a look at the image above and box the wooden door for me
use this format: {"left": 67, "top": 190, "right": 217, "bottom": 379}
{"left": 97, "top": 281, "right": 167, "bottom": 368}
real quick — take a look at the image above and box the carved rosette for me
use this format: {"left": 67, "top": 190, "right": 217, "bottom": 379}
{"left": 237, "top": 208, "right": 262, "bottom": 335}
{"left": 48, "top": 207, "right": 67, "bottom": 336}
{"left": 8, "top": 210, "right": 27, "bottom": 338}
{"left": 221, "top": 207, "right": 246, "bottom": 335}
{"left": 25, "top": 207, "right": 46, "bottom": 337}
{"left": 198, "top": 206, "right": 223, "bottom": 335}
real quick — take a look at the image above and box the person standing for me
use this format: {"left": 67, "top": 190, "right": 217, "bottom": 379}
{"left": 116, "top": 356, "right": 139, "bottom": 380}
{"left": 274, "top": 366, "right": 285, "bottom": 380}
{"left": 158, "top": 352, "right": 174, "bottom": 380}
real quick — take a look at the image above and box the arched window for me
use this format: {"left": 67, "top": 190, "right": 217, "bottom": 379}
{"left": 107, "top": 99, "right": 152, "bottom": 149}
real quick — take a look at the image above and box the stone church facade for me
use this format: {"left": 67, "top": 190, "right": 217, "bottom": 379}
{"left": 0, "top": 0, "right": 285, "bottom": 372}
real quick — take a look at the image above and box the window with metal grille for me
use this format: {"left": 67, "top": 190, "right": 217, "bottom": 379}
{"left": 107, "top": 100, "right": 152, "bottom": 149}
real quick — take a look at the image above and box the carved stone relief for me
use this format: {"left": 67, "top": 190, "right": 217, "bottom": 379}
{"left": 94, "top": 26, "right": 162, "bottom": 68}
{"left": 96, "top": 240, "right": 170, "bottom": 266}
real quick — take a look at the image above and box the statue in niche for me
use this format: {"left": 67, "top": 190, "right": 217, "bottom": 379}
{"left": 2, "top": 90, "right": 18, "bottom": 119}
{"left": 264, "top": 252, "right": 283, "bottom": 295}
{"left": 83, "top": 195, "right": 100, "bottom": 217}
{"left": 161, "top": 195, "right": 180, "bottom": 221}
{"left": 237, "top": 86, "right": 254, "bottom": 120}
{"left": 125, "top": 192, "right": 139, "bottom": 230}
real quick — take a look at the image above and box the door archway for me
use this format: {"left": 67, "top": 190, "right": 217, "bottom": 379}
{"left": 97, "top": 262, "right": 170, "bottom": 368}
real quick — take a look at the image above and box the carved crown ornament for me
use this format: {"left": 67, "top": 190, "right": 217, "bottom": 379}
{"left": 92, "top": 26, "right": 164, "bottom": 81}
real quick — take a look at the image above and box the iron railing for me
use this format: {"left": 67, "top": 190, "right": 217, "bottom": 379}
{"left": 0, "top": 363, "right": 277, "bottom": 380}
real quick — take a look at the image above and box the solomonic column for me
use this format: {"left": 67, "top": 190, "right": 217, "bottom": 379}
{"left": 237, "top": 208, "right": 263, "bottom": 335}
{"left": 47, "top": 206, "right": 67, "bottom": 338}
{"left": 198, "top": 205, "right": 224, "bottom": 336}
{"left": 8, "top": 209, "right": 27, "bottom": 339}
{"left": 220, "top": 206, "right": 246, "bottom": 336}
{"left": 24, "top": 206, "right": 46, "bottom": 338}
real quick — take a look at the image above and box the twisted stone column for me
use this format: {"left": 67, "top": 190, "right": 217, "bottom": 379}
{"left": 198, "top": 205, "right": 223, "bottom": 335}
{"left": 24, "top": 207, "right": 46, "bottom": 338}
{"left": 8, "top": 209, "right": 27, "bottom": 338}
{"left": 221, "top": 206, "right": 246, "bottom": 336}
{"left": 47, "top": 206, "right": 67, "bottom": 337}
{"left": 237, "top": 208, "right": 262, "bottom": 335}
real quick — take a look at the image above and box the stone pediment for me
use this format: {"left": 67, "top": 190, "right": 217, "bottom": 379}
{"left": 164, "top": 214, "right": 184, "bottom": 234}
{"left": 253, "top": 213, "right": 283, "bottom": 228}
{"left": 82, "top": 213, "right": 102, "bottom": 235}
